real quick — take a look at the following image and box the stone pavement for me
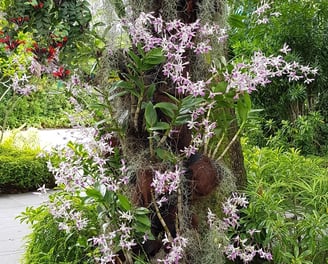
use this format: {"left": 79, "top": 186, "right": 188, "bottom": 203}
{"left": 0, "top": 128, "right": 83, "bottom": 263}
{"left": 37, "top": 128, "right": 87, "bottom": 150}
{"left": 0, "top": 192, "right": 50, "bottom": 264}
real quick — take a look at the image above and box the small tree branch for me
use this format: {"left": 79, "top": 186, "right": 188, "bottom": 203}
{"left": 151, "top": 190, "right": 173, "bottom": 242}
{"left": 216, "top": 122, "right": 245, "bottom": 162}
{"left": 209, "top": 132, "right": 225, "bottom": 159}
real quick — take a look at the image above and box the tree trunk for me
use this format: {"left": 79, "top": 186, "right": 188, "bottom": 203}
{"left": 227, "top": 108, "right": 247, "bottom": 189}
{"left": 111, "top": 0, "right": 247, "bottom": 262}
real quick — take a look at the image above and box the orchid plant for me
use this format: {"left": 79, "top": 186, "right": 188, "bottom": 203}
{"left": 20, "top": 2, "right": 318, "bottom": 263}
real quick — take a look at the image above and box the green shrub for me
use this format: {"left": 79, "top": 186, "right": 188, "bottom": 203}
{"left": 241, "top": 141, "right": 328, "bottom": 263}
{"left": 0, "top": 87, "right": 73, "bottom": 129}
{"left": 0, "top": 145, "right": 54, "bottom": 193}
{"left": 18, "top": 196, "right": 98, "bottom": 264}
{"left": 266, "top": 112, "right": 328, "bottom": 155}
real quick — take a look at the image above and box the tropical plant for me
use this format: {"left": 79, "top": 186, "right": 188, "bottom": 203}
{"left": 229, "top": 0, "right": 328, "bottom": 154}
{"left": 19, "top": 1, "right": 318, "bottom": 263}
{"left": 0, "top": 1, "right": 104, "bottom": 131}
{"left": 241, "top": 143, "right": 328, "bottom": 263}
{"left": 20, "top": 137, "right": 154, "bottom": 263}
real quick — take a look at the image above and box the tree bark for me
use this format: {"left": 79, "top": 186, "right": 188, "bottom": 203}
{"left": 227, "top": 108, "right": 247, "bottom": 189}
{"left": 114, "top": 0, "right": 247, "bottom": 262}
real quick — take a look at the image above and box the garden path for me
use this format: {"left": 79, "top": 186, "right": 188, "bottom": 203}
{"left": 0, "top": 128, "right": 83, "bottom": 264}
{"left": 0, "top": 192, "right": 51, "bottom": 263}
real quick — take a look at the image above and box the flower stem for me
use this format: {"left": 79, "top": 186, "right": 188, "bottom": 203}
{"left": 151, "top": 190, "right": 173, "bottom": 242}
{"left": 216, "top": 122, "right": 245, "bottom": 162}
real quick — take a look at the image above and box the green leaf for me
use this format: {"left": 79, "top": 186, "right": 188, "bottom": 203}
{"left": 103, "top": 190, "right": 115, "bottom": 204}
{"left": 163, "top": 92, "right": 180, "bottom": 104}
{"left": 149, "top": 122, "right": 170, "bottom": 131}
{"left": 145, "top": 102, "right": 157, "bottom": 127}
{"left": 180, "top": 96, "right": 205, "bottom": 114}
{"left": 128, "top": 50, "right": 142, "bottom": 69}
{"left": 174, "top": 114, "right": 190, "bottom": 125}
{"left": 155, "top": 148, "right": 176, "bottom": 162}
{"left": 212, "top": 81, "right": 228, "bottom": 93}
{"left": 135, "top": 214, "right": 151, "bottom": 227}
{"left": 228, "top": 14, "right": 246, "bottom": 29}
{"left": 237, "top": 93, "right": 252, "bottom": 122}
{"left": 154, "top": 102, "right": 178, "bottom": 119}
{"left": 85, "top": 188, "right": 103, "bottom": 201}
{"left": 293, "top": 245, "right": 299, "bottom": 257}
{"left": 108, "top": 91, "right": 128, "bottom": 101}
{"left": 117, "top": 193, "right": 131, "bottom": 211}
{"left": 135, "top": 207, "right": 150, "bottom": 215}
{"left": 143, "top": 48, "right": 165, "bottom": 65}
{"left": 77, "top": 236, "right": 88, "bottom": 247}
{"left": 146, "top": 83, "right": 156, "bottom": 99}
{"left": 113, "top": 80, "right": 133, "bottom": 90}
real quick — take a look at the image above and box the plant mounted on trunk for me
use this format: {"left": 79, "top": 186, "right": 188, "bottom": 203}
{"left": 20, "top": 1, "right": 318, "bottom": 263}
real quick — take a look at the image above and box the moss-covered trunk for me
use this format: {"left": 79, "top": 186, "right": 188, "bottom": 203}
{"left": 110, "top": 0, "right": 246, "bottom": 262}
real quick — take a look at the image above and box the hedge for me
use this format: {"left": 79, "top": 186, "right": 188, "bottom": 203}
{"left": 0, "top": 146, "right": 54, "bottom": 193}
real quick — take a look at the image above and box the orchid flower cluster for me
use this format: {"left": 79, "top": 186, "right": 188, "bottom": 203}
{"left": 121, "top": 10, "right": 317, "bottom": 164}
{"left": 44, "top": 128, "right": 150, "bottom": 263}
{"left": 151, "top": 165, "right": 184, "bottom": 196}
{"left": 207, "top": 193, "right": 273, "bottom": 263}
{"left": 48, "top": 195, "right": 89, "bottom": 232}
{"left": 252, "top": 1, "right": 281, "bottom": 25}
{"left": 89, "top": 221, "right": 138, "bottom": 264}
{"left": 8, "top": 72, "right": 37, "bottom": 96}
{"left": 158, "top": 234, "right": 188, "bottom": 264}
{"left": 122, "top": 12, "right": 227, "bottom": 97}
{"left": 30, "top": 5, "right": 319, "bottom": 262}
{"left": 225, "top": 49, "right": 318, "bottom": 96}
{"left": 0, "top": 50, "right": 37, "bottom": 97}
{"left": 46, "top": 129, "right": 126, "bottom": 193}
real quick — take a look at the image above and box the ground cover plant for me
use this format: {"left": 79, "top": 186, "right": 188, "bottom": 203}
{"left": 0, "top": 85, "right": 73, "bottom": 128}
{"left": 204, "top": 142, "right": 328, "bottom": 264}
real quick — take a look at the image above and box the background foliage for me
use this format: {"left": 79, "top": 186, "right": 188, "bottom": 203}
{"left": 241, "top": 141, "right": 328, "bottom": 263}
{"left": 0, "top": 0, "right": 103, "bottom": 130}
{"left": 6, "top": 0, "right": 328, "bottom": 263}
{"left": 0, "top": 128, "right": 54, "bottom": 192}
{"left": 230, "top": 0, "right": 328, "bottom": 155}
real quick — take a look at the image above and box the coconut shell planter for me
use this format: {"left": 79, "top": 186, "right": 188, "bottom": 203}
{"left": 129, "top": 152, "right": 222, "bottom": 258}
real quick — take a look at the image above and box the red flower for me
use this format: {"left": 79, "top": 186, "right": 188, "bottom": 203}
{"left": 51, "top": 35, "right": 68, "bottom": 48}
{"left": 0, "top": 35, "right": 10, "bottom": 43}
{"left": 32, "top": 1, "right": 44, "bottom": 9}
{"left": 30, "top": 42, "right": 48, "bottom": 61}
{"left": 53, "top": 66, "right": 70, "bottom": 79}
{"left": 47, "top": 46, "right": 56, "bottom": 61}
{"left": 9, "top": 16, "right": 29, "bottom": 26}
{"left": 0, "top": 36, "right": 24, "bottom": 50}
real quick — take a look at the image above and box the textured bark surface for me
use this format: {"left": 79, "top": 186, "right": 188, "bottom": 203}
{"left": 227, "top": 109, "right": 247, "bottom": 189}
{"left": 118, "top": 0, "right": 246, "bottom": 262}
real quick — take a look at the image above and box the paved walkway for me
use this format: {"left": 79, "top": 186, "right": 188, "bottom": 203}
{"left": 37, "top": 128, "right": 88, "bottom": 150}
{"left": 0, "top": 192, "right": 50, "bottom": 263}
{"left": 0, "top": 128, "right": 83, "bottom": 263}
